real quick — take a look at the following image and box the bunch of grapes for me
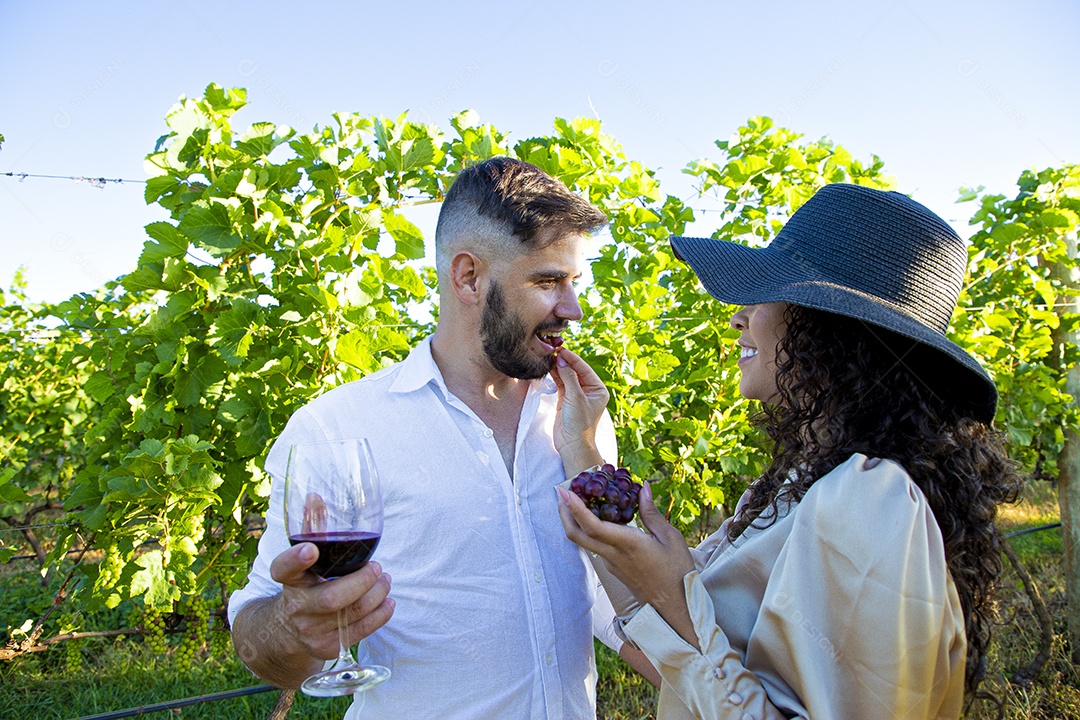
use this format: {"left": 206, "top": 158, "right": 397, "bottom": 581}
{"left": 569, "top": 464, "right": 642, "bottom": 524}
{"left": 64, "top": 640, "right": 83, "bottom": 673}
{"left": 143, "top": 608, "right": 168, "bottom": 655}
{"left": 210, "top": 624, "right": 232, "bottom": 656}
{"left": 176, "top": 597, "right": 210, "bottom": 669}
{"left": 188, "top": 596, "right": 210, "bottom": 640}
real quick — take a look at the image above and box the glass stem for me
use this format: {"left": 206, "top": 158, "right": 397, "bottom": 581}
{"left": 334, "top": 607, "right": 356, "bottom": 668}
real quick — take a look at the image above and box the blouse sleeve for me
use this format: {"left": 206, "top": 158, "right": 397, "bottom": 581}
{"left": 622, "top": 455, "right": 966, "bottom": 720}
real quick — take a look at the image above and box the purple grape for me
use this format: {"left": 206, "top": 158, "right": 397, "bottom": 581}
{"left": 603, "top": 484, "right": 621, "bottom": 505}
{"left": 567, "top": 467, "right": 642, "bottom": 525}
{"left": 584, "top": 479, "right": 605, "bottom": 499}
{"left": 570, "top": 476, "right": 586, "bottom": 495}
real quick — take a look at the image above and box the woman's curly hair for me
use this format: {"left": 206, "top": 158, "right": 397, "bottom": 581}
{"left": 727, "top": 305, "right": 1022, "bottom": 694}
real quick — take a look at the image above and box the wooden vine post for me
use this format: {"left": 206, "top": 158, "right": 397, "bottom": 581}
{"left": 1053, "top": 230, "right": 1080, "bottom": 664}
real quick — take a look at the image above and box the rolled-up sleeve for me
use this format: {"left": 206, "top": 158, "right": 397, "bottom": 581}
{"left": 622, "top": 455, "right": 966, "bottom": 719}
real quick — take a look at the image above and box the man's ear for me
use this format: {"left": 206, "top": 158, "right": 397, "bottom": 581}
{"left": 448, "top": 251, "right": 487, "bottom": 306}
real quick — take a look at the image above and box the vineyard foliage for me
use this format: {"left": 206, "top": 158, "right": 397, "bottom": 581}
{"left": 1, "top": 84, "right": 1078, "bottom": 639}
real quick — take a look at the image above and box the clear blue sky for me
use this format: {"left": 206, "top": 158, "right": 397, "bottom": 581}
{"left": 2, "top": 0, "right": 1077, "bottom": 304}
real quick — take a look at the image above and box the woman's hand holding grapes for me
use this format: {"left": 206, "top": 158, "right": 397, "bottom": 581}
{"left": 557, "top": 480, "right": 699, "bottom": 649}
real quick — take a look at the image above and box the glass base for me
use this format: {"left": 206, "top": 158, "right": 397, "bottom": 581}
{"left": 300, "top": 664, "right": 391, "bottom": 697}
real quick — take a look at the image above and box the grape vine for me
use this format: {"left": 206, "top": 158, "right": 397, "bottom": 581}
{"left": 1, "top": 85, "right": 1077, "bottom": 668}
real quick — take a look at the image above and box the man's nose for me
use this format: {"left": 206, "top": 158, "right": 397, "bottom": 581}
{"left": 556, "top": 288, "right": 584, "bottom": 321}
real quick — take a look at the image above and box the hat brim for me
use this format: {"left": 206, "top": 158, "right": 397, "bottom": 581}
{"left": 670, "top": 235, "right": 998, "bottom": 423}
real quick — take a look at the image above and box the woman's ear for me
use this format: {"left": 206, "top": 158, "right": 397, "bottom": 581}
{"left": 448, "top": 251, "right": 487, "bottom": 306}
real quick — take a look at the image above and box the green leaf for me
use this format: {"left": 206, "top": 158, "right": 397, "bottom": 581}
{"left": 145, "top": 175, "right": 182, "bottom": 205}
{"left": 0, "top": 467, "right": 32, "bottom": 502}
{"left": 121, "top": 265, "right": 166, "bottom": 293}
{"left": 130, "top": 550, "right": 181, "bottom": 607}
{"left": 203, "top": 84, "right": 246, "bottom": 114}
{"left": 178, "top": 202, "right": 241, "bottom": 253}
{"left": 103, "top": 475, "right": 146, "bottom": 503}
{"left": 400, "top": 137, "right": 436, "bottom": 172}
{"left": 234, "top": 407, "right": 271, "bottom": 457}
{"left": 383, "top": 265, "right": 427, "bottom": 297}
{"left": 140, "top": 222, "right": 189, "bottom": 263}
{"left": 84, "top": 370, "right": 117, "bottom": 402}
{"left": 383, "top": 212, "right": 425, "bottom": 260}
{"left": 174, "top": 350, "right": 228, "bottom": 407}
{"left": 335, "top": 330, "right": 373, "bottom": 369}
{"left": 211, "top": 298, "right": 262, "bottom": 365}
{"left": 236, "top": 122, "right": 282, "bottom": 157}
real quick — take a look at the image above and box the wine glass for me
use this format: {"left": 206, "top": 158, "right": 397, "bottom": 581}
{"left": 284, "top": 438, "right": 391, "bottom": 697}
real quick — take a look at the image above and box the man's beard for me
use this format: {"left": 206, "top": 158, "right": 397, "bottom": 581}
{"left": 480, "top": 282, "right": 562, "bottom": 380}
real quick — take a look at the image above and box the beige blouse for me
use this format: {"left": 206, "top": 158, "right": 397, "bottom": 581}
{"left": 621, "top": 453, "right": 966, "bottom": 719}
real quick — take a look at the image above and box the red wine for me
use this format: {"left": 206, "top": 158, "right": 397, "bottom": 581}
{"left": 289, "top": 531, "right": 381, "bottom": 579}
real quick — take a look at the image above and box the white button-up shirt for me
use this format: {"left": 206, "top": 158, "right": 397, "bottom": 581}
{"left": 228, "top": 338, "right": 620, "bottom": 719}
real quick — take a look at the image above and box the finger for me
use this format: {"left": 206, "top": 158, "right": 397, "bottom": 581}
{"left": 558, "top": 348, "right": 607, "bottom": 392}
{"left": 556, "top": 487, "right": 612, "bottom": 556}
{"left": 557, "top": 486, "right": 649, "bottom": 560}
{"left": 554, "top": 350, "right": 586, "bottom": 400}
{"left": 635, "top": 482, "right": 671, "bottom": 538}
{"left": 549, "top": 353, "right": 567, "bottom": 393}
{"left": 314, "top": 561, "right": 386, "bottom": 613}
{"left": 341, "top": 569, "right": 392, "bottom": 624}
{"left": 270, "top": 543, "right": 323, "bottom": 587}
{"left": 344, "top": 597, "right": 396, "bottom": 646}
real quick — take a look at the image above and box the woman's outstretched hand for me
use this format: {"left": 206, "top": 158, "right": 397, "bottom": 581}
{"left": 550, "top": 348, "right": 610, "bottom": 472}
{"left": 556, "top": 480, "right": 699, "bottom": 649}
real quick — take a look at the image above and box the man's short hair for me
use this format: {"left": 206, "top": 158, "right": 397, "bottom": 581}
{"left": 434, "top": 157, "right": 608, "bottom": 279}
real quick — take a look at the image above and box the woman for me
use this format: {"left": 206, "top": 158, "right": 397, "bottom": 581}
{"left": 552, "top": 184, "right": 1021, "bottom": 719}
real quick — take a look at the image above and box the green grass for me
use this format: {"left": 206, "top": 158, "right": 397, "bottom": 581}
{"left": 2, "top": 481, "right": 1079, "bottom": 719}
{"left": 0, "top": 639, "right": 350, "bottom": 719}
{"left": 595, "top": 641, "right": 659, "bottom": 720}
{"left": 0, "top": 635, "right": 657, "bottom": 719}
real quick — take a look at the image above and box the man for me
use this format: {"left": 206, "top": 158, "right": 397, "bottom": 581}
{"left": 228, "top": 157, "right": 658, "bottom": 719}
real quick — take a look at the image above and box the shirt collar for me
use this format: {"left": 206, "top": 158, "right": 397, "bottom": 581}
{"left": 388, "top": 336, "right": 558, "bottom": 397}
{"left": 388, "top": 336, "right": 443, "bottom": 395}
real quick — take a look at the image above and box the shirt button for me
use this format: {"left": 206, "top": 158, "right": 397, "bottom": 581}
{"left": 713, "top": 666, "right": 726, "bottom": 680}
{"left": 534, "top": 571, "right": 542, "bottom": 583}
{"left": 728, "top": 692, "right": 743, "bottom": 705}
{"left": 545, "top": 653, "right": 553, "bottom": 665}
{"left": 483, "top": 428, "right": 493, "bottom": 438}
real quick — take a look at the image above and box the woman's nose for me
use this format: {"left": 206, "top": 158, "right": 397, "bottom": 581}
{"left": 730, "top": 307, "right": 749, "bottom": 331}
